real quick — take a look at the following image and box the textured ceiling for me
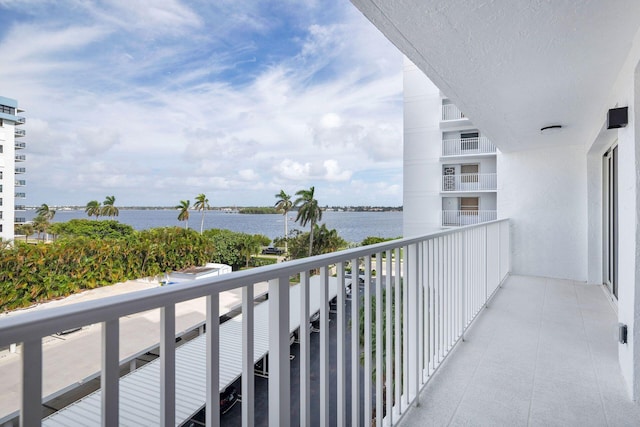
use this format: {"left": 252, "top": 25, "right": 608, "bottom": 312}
{"left": 351, "top": 0, "right": 640, "bottom": 152}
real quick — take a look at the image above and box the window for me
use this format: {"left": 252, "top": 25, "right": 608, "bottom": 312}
{"left": 461, "top": 164, "right": 479, "bottom": 183}
{"left": 0, "top": 104, "right": 16, "bottom": 115}
{"left": 0, "top": 198, "right": 3, "bottom": 206}
{"left": 460, "top": 132, "right": 479, "bottom": 150}
{"left": 460, "top": 197, "right": 479, "bottom": 214}
{"left": 0, "top": 144, "right": 3, "bottom": 153}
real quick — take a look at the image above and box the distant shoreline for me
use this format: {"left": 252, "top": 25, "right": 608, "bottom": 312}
{"left": 24, "top": 206, "right": 404, "bottom": 212}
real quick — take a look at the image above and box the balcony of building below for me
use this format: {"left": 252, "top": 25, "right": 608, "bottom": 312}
{"left": 14, "top": 167, "right": 25, "bottom": 174}
{"left": 442, "top": 173, "right": 497, "bottom": 192}
{"left": 14, "top": 205, "right": 25, "bottom": 211}
{"left": 440, "top": 104, "right": 473, "bottom": 130}
{"left": 14, "top": 116, "right": 25, "bottom": 125}
{"left": 442, "top": 209, "right": 497, "bottom": 227}
{"left": 14, "top": 142, "right": 25, "bottom": 150}
{"left": 14, "top": 129, "right": 25, "bottom": 138}
{"left": 15, "top": 180, "right": 26, "bottom": 187}
{"left": 442, "top": 136, "right": 496, "bottom": 157}
{"left": 14, "top": 192, "right": 25, "bottom": 199}
{"left": 14, "top": 155, "right": 25, "bottom": 162}
{"left": 14, "top": 217, "right": 25, "bottom": 223}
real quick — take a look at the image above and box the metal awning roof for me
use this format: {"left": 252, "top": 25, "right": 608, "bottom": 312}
{"left": 43, "top": 276, "right": 339, "bottom": 426}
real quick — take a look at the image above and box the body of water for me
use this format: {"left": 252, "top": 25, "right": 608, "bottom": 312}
{"left": 24, "top": 209, "right": 403, "bottom": 243}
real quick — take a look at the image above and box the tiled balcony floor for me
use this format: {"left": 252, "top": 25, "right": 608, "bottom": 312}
{"left": 401, "top": 275, "right": 640, "bottom": 427}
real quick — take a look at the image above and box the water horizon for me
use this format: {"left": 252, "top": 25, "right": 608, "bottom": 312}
{"left": 23, "top": 209, "right": 403, "bottom": 243}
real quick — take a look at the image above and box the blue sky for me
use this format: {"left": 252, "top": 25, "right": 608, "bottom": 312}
{"left": 0, "top": 0, "right": 402, "bottom": 207}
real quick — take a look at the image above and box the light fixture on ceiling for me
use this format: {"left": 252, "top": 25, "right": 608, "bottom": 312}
{"left": 540, "top": 125, "right": 562, "bottom": 135}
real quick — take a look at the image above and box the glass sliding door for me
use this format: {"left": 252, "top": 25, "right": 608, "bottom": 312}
{"left": 603, "top": 144, "right": 618, "bottom": 299}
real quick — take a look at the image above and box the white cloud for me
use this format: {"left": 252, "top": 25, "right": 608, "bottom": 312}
{"left": 0, "top": 0, "right": 403, "bottom": 206}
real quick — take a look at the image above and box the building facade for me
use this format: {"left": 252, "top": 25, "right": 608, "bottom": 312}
{"left": 0, "top": 96, "right": 26, "bottom": 242}
{"left": 403, "top": 59, "right": 497, "bottom": 238}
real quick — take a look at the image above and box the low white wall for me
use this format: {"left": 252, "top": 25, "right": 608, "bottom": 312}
{"left": 497, "top": 145, "right": 588, "bottom": 281}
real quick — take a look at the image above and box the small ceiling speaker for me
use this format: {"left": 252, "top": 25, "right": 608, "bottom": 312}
{"left": 608, "top": 107, "right": 628, "bottom": 129}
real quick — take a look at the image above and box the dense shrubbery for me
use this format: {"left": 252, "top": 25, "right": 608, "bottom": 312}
{"left": 49, "top": 219, "right": 135, "bottom": 239}
{"left": 274, "top": 224, "right": 347, "bottom": 259}
{"left": 0, "top": 225, "right": 271, "bottom": 312}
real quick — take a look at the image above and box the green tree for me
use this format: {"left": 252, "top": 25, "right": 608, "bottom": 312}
{"left": 85, "top": 200, "right": 101, "bottom": 220}
{"left": 239, "top": 234, "right": 262, "bottom": 268}
{"left": 101, "top": 196, "right": 119, "bottom": 218}
{"left": 176, "top": 200, "right": 191, "bottom": 229}
{"left": 274, "top": 189, "right": 293, "bottom": 254}
{"left": 15, "top": 223, "right": 34, "bottom": 242}
{"left": 294, "top": 186, "right": 322, "bottom": 256}
{"left": 36, "top": 203, "right": 56, "bottom": 221}
{"left": 194, "top": 193, "right": 209, "bottom": 234}
{"left": 32, "top": 215, "right": 49, "bottom": 242}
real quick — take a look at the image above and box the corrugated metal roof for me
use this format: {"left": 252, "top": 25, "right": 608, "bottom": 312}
{"left": 43, "top": 276, "right": 339, "bottom": 426}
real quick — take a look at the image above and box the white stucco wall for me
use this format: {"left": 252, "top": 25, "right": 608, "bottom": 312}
{"left": 403, "top": 59, "right": 442, "bottom": 237}
{"left": 497, "top": 144, "right": 588, "bottom": 281}
{"left": 0, "top": 122, "right": 15, "bottom": 242}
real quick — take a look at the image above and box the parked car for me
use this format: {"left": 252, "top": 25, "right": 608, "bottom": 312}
{"left": 220, "top": 386, "right": 239, "bottom": 414}
{"left": 261, "top": 247, "right": 284, "bottom": 255}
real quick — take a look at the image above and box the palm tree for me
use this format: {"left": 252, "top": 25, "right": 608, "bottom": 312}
{"left": 294, "top": 186, "right": 322, "bottom": 256}
{"left": 194, "top": 193, "right": 209, "bottom": 234}
{"left": 85, "top": 200, "right": 101, "bottom": 220}
{"left": 36, "top": 203, "right": 56, "bottom": 221}
{"left": 274, "top": 190, "right": 293, "bottom": 254}
{"left": 101, "top": 196, "right": 119, "bottom": 218}
{"left": 15, "top": 223, "right": 34, "bottom": 242}
{"left": 32, "top": 215, "right": 49, "bottom": 242}
{"left": 176, "top": 200, "right": 191, "bottom": 229}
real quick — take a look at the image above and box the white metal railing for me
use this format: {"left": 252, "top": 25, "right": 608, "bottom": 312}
{"left": 442, "top": 210, "right": 497, "bottom": 227}
{"left": 442, "top": 137, "right": 496, "bottom": 156}
{"left": 0, "top": 220, "right": 510, "bottom": 427}
{"left": 14, "top": 129, "right": 25, "bottom": 137}
{"left": 441, "top": 104, "right": 465, "bottom": 121}
{"left": 442, "top": 173, "right": 497, "bottom": 191}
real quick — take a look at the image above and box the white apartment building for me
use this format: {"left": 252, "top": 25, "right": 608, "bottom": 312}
{"left": 0, "top": 95, "right": 26, "bottom": 242}
{"left": 404, "top": 59, "right": 497, "bottom": 236}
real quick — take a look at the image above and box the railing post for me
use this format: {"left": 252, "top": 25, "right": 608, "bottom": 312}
{"left": 102, "top": 319, "right": 119, "bottom": 427}
{"left": 385, "top": 250, "right": 393, "bottom": 420}
{"left": 242, "top": 284, "right": 255, "bottom": 427}
{"left": 363, "top": 257, "right": 373, "bottom": 427}
{"left": 337, "top": 262, "right": 346, "bottom": 427}
{"left": 268, "top": 275, "right": 290, "bottom": 427}
{"left": 160, "top": 305, "right": 175, "bottom": 427}
{"left": 299, "top": 272, "right": 311, "bottom": 427}
{"left": 206, "top": 294, "right": 220, "bottom": 427}
{"left": 351, "top": 258, "right": 361, "bottom": 427}
{"left": 21, "top": 339, "right": 42, "bottom": 427}
{"left": 320, "top": 267, "right": 330, "bottom": 427}
{"left": 461, "top": 231, "right": 466, "bottom": 342}
{"left": 407, "top": 244, "right": 419, "bottom": 407}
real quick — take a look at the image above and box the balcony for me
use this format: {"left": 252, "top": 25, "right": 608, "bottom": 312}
{"left": 441, "top": 104, "right": 465, "bottom": 121}
{"left": 14, "top": 205, "right": 25, "bottom": 211}
{"left": 15, "top": 180, "right": 26, "bottom": 187}
{"left": 14, "top": 192, "right": 25, "bottom": 199}
{"left": 400, "top": 275, "right": 640, "bottom": 426}
{"left": 0, "top": 221, "right": 509, "bottom": 426}
{"left": 442, "top": 173, "right": 497, "bottom": 192}
{"left": 14, "top": 116, "right": 25, "bottom": 125}
{"left": 14, "top": 155, "right": 25, "bottom": 162}
{"left": 442, "top": 210, "right": 497, "bottom": 226}
{"left": 15, "top": 167, "right": 25, "bottom": 174}
{"left": 14, "top": 129, "right": 25, "bottom": 138}
{"left": 14, "top": 142, "right": 25, "bottom": 150}
{"left": 442, "top": 137, "right": 496, "bottom": 157}
{"left": 15, "top": 217, "right": 25, "bottom": 223}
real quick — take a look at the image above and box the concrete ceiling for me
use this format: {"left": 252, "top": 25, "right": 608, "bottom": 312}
{"left": 351, "top": 0, "right": 640, "bottom": 152}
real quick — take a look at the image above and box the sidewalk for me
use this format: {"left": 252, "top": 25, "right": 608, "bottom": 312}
{"left": 0, "top": 278, "right": 269, "bottom": 420}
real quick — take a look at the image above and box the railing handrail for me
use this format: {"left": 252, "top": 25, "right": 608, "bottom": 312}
{"left": 0, "top": 219, "right": 508, "bottom": 347}
{"left": 442, "top": 172, "right": 496, "bottom": 177}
